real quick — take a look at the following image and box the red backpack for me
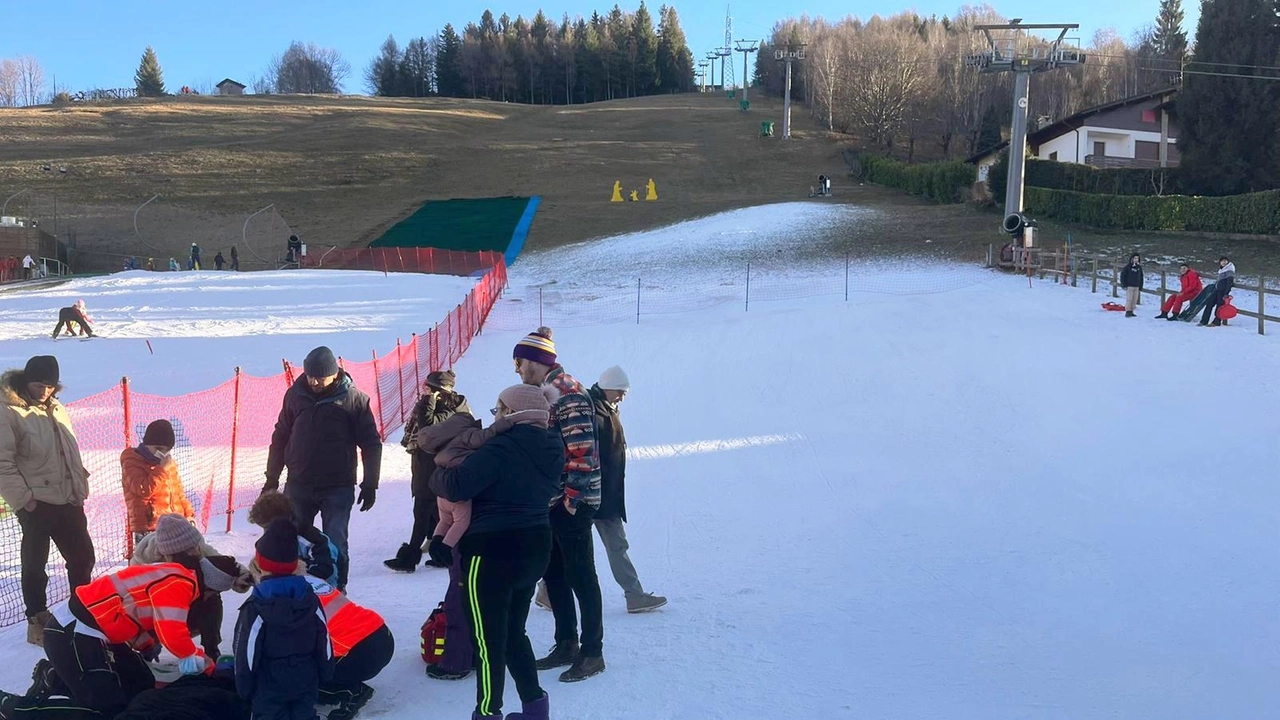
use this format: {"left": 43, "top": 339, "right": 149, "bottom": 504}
{"left": 420, "top": 602, "right": 447, "bottom": 664}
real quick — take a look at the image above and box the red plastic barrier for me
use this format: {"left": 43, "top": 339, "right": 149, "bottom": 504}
{"left": 0, "top": 255, "right": 508, "bottom": 627}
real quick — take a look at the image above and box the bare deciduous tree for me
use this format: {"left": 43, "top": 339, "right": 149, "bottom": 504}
{"left": 15, "top": 56, "right": 45, "bottom": 106}
{"left": 0, "top": 59, "right": 18, "bottom": 107}
{"left": 267, "top": 42, "right": 350, "bottom": 94}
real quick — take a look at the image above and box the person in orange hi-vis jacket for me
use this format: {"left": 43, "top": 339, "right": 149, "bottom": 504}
{"left": 305, "top": 574, "right": 392, "bottom": 720}
{"left": 0, "top": 554, "right": 238, "bottom": 718}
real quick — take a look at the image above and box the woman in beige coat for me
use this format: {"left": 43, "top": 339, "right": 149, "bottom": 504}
{"left": 0, "top": 356, "right": 95, "bottom": 645}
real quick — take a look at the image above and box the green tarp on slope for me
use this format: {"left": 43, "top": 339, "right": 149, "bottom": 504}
{"left": 369, "top": 197, "right": 532, "bottom": 253}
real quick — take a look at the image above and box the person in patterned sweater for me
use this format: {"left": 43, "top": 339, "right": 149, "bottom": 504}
{"left": 512, "top": 327, "right": 606, "bottom": 683}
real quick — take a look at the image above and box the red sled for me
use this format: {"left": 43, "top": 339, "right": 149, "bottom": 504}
{"left": 1101, "top": 302, "right": 1126, "bottom": 312}
{"left": 1217, "top": 296, "right": 1239, "bottom": 320}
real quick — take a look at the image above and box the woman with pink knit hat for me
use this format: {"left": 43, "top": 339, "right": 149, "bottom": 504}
{"left": 430, "top": 383, "right": 564, "bottom": 720}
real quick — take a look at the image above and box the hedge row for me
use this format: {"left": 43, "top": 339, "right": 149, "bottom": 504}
{"left": 1024, "top": 159, "right": 1184, "bottom": 196}
{"left": 1025, "top": 187, "right": 1280, "bottom": 234}
{"left": 861, "top": 155, "right": 973, "bottom": 204}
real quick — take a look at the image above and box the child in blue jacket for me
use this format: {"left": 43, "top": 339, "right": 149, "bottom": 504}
{"left": 235, "top": 518, "right": 333, "bottom": 720}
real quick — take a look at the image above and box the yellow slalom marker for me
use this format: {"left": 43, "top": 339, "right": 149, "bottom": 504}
{"left": 611, "top": 180, "right": 624, "bottom": 202}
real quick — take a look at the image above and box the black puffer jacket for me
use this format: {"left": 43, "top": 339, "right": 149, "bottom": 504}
{"left": 1120, "top": 263, "right": 1144, "bottom": 289}
{"left": 403, "top": 391, "right": 471, "bottom": 497}
{"left": 430, "top": 423, "right": 564, "bottom": 536}
{"left": 265, "top": 373, "right": 381, "bottom": 491}
{"left": 589, "top": 384, "right": 628, "bottom": 522}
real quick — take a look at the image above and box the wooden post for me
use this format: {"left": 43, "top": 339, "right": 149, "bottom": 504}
{"left": 1160, "top": 270, "right": 1167, "bottom": 308}
{"left": 1112, "top": 265, "right": 1119, "bottom": 298}
{"left": 1091, "top": 256, "right": 1098, "bottom": 293}
{"left": 1071, "top": 252, "right": 1078, "bottom": 287}
{"left": 1259, "top": 276, "right": 1266, "bottom": 335}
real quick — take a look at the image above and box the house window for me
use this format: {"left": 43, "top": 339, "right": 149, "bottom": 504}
{"left": 1049, "top": 151, "right": 1058, "bottom": 161}
{"left": 1141, "top": 109, "right": 1157, "bottom": 124}
{"left": 1094, "top": 141, "right": 1106, "bottom": 157}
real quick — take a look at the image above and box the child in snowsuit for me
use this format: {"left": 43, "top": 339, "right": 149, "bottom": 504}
{"left": 122, "top": 419, "right": 194, "bottom": 542}
{"left": 234, "top": 518, "right": 332, "bottom": 720}
{"left": 51, "top": 301, "right": 93, "bottom": 338}
{"left": 1157, "top": 263, "right": 1203, "bottom": 320}
{"left": 249, "top": 490, "right": 341, "bottom": 588}
{"left": 415, "top": 411, "right": 492, "bottom": 679}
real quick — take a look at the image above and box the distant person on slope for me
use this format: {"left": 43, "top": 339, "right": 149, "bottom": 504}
{"left": 230, "top": 245, "right": 240, "bottom": 271}
{"left": 0, "top": 356, "right": 94, "bottom": 646}
{"left": 190, "top": 243, "right": 201, "bottom": 271}
{"left": 169, "top": 257, "right": 180, "bottom": 272}
{"left": 22, "top": 254, "right": 34, "bottom": 280}
{"left": 1156, "top": 262, "right": 1203, "bottom": 320}
{"left": 264, "top": 346, "right": 382, "bottom": 591}
{"left": 50, "top": 300, "right": 94, "bottom": 339}
{"left": 1119, "top": 254, "right": 1144, "bottom": 318}
{"left": 513, "top": 328, "right": 607, "bottom": 683}
{"left": 429, "top": 383, "right": 564, "bottom": 719}
{"left": 1200, "top": 256, "right": 1237, "bottom": 327}
{"left": 384, "top": 370, "right": 471, "bottom": 573}
{"left": 214, "top": 251, "right": 225, "bottom": 271}
{"left": 588, "top": 366, "right": 666, "bottom": 614}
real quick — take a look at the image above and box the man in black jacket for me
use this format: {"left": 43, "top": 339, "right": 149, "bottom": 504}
{"left": 384, "top": 370, "right": 471, "bottom": 572}
{"left": 264, "top": 346, "right": 382, "bottom": 591}
{"left": 589, "top": 367, "right": 666, "bottom": 614}
{"left": 1120, "top": 253, "right": 1144, "bottom": 318}
{"left": 431, "top": 383, "right": 564, "bottom": 718}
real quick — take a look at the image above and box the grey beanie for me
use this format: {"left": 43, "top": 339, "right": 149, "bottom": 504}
{"left": 153, "top": 514, "right": 203, "bottom": 556}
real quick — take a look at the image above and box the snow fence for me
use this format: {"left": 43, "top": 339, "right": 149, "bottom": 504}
{"left": 0, "top": 251, "right": 508, "bottom": 627}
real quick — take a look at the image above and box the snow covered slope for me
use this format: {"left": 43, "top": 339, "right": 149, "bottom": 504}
{"left": 0, "top": 202, "right": 1274, "bottom": 718}
{"left": 0, "top": 270, "right": 478, "bottom": 400}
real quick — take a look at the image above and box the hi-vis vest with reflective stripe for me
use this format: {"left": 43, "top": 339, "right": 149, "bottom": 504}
{"left": 75, "top": 563, "right": 202, "bottom": 660}
{"left": 303, "top": 575, "right": 384, "bottom": 657}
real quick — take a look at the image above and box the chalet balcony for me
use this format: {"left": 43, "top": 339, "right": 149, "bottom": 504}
{"left": 1084, "top": 155, "right": 1181, "bottom": 170}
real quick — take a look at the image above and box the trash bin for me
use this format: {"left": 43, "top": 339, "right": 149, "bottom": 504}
{"left": 740, "top": 100, "right": 750, "bottom": 112}
{"left": 760, "top": 121, "right": 774, "bottom": 137}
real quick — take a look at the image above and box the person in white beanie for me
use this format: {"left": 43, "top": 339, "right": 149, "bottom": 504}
{"left": 589, "top": 366, "right": 665, "bottom": 613}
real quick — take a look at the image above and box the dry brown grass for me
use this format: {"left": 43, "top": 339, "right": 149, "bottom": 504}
{"left": 0, "top": 93, "right": 850, "bottom": 270}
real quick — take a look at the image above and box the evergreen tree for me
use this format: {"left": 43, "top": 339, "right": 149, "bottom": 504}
{"left": 366, "top": 35, "right": 401, "bottom": 95}
{"left": 134, "top": 46, "right": 166, "bottom": 97}
{"left": 1152, "top": 0, "right": 1189, "bottom": 79}
{"left": 1178, "top": 0, "right": 1280, "bottom": 195}
{"left": 631, "top": 1, "right": 659, "bottom": 94}
{"left": 976, "top": 104, "right": 1002, "bottom": 154}
{"left": 436, "top": 24, "right": 464, "bottom": 97}
{"left": 399, "top": 37, "right": 434, "bottom": 97}
{"left": 657, "top": 5, "right": 693, "bottom": 93}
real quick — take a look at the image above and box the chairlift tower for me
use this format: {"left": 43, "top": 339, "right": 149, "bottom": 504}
{"left": 705, "top": 52, "right": 719, "bottom": 90}
{"left": 774, "top": 43, "right": 806, "bottom": 139}
{"left": 723, "top": 6, "right": 736, "bottom": 90}
{"left": 734, "top": 40, "right": 759, "bottom": 102}
{"left": 716, "top": 47, "right": 732, "bottom": 93}
{"left": 697, "top": 60, "right": 709, "bottom": 92}
{"left": 967, "top": 20, "right": 1084, "bottom": 245}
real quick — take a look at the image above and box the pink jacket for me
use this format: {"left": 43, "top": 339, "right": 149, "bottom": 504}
{"left": 419, "top": 414, "right": 492, "bottom": 547}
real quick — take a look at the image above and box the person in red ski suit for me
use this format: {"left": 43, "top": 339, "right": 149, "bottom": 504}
{"left": 1157, "top": 263, "right": 1203, "bottom": 319}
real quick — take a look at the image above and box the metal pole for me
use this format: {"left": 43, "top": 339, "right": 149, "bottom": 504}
{"left": 1259, "top": 276, "right": 1266, "bottom": 335}
{"left": 844, "top": 253, "right": 850, "bottom": 301}
{"left": 2, "top": 188, "right": 31, "bottom": 216}
{"left": 745, "top": 262, "right": 751, "bottom": 312}
{"left": 742, "top": 50, "right": 749, "bottom": 103}
{"left": 226, "top": 367, "right": 241, "bottom": 532}
{"left": 636, "top": 277, "right": 641, "bottom": 324}
{"left": 782, "top": 59, "right": 793, "bottom": 139}
{"left": 1004, "top": 70, "right": 1031, "bottom": 216}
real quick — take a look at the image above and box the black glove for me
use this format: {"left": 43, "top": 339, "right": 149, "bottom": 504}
{"left": 427, "top": 536, "right": 453, "bottom": 567}
{"left": 260, "top": 474, "right": 279, "bottom": 495}
{"left": 140, "top": 643, "right": 162, "bottom": 662}
{"left": 357, "top": 485, "right": 376, "bottom": 512}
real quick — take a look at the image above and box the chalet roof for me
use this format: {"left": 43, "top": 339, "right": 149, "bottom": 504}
{"left": 216, "top": 78, "right": 246, "bottom": 89}
{"left": 965, "top": 86, "right": 1180, "bottom": 164}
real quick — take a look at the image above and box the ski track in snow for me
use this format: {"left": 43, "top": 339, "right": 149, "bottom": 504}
{"left": 0, "top": 203, "right": 1276, "bottom": 719}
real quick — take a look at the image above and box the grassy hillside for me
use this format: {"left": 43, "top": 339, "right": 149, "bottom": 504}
{"left": 0, "top": 93, "right": 847, "bottom": 270}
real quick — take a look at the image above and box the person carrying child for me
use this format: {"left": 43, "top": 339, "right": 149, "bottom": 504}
{"left": 234, "top": 518, "right": 332, "bottom": 720}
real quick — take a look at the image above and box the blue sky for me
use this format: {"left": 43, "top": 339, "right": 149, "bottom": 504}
{"left": 3, "top": 0, "right": 1195, "bottom": 93}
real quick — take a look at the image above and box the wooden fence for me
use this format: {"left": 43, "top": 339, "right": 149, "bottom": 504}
{"left": 992, "top": 245, "right": 1280, "bottom": 335}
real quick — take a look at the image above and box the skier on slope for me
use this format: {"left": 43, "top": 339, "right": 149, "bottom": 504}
{"left": 190, "top": 243, "right": 201, "bottom": 271}
{"left": 51, "top": 300, "right": 94, "bottom": 339}
{"left": 214, "top": 251, "right": 225, "bottom": 271}
{"left": 1156, "top": 262, "right": 1203, "bottom": 321}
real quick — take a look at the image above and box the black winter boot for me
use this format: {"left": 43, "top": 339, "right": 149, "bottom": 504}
{"left": 559, "top": 654, "right": 606, "bottom": 683}
{"left": 1125, "top": 311, "right": 1136, "bottom": 318}
{"left": 1210, "top": 318, "right": 1222, "bottom": 327}
{"left": 1156, "top": 313, "right": 1167, "bottom": 319}
{"left": 383, "top": 543, "right": 421, "bottom": 573}
{"left": 535, "top": 641, "right": 580, "bottom": 670}
{"left": 1167, "top": 314, "right": 1178, "bottom": 321}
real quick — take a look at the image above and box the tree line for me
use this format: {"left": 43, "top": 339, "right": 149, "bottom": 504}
{"left": 753, "top": 2, "right": 1191, "bottom": 163}
{"left": 366, "top": 3, "right": 696, "bottom": 104}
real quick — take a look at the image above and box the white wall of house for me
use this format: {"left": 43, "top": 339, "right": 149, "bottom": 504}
{"left": 976, "top": 155, "right": 998, "bottom": 182}
{"left": 1033, "top": 126, "right": 1177, "bottom": 164}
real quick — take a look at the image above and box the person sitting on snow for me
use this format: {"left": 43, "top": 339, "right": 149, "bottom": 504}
{"left": 50, "top": 300, "right": 94, "bottom": 339}
{"left": 1156, "top": 262, "right": 1203, "bottom": 320}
